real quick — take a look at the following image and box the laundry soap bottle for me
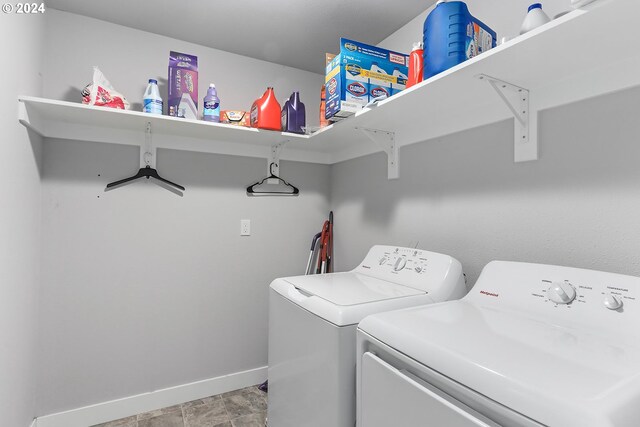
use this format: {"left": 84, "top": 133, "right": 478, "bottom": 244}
{"left": 250, "top": 87, "right": 281, "bottom": 131}
{"left": 281, "top": 92, "right": 306, "bottom": 134}
{"left": 203, "top": 84, "right": 221, "bottom": 122}
{"left": 143, "top": 79, "right": 163, "bottom": 114}
{"left": 423, "top": 0, "right": 496, "bottom": 79}
{"left": 520, "top": 3, "right": 551, "bottom": 34}
{"left": 407, "top": 42, "right": 424, "bottom": 88}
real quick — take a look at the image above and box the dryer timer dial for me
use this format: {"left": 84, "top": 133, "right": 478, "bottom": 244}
{"left": 547, "top": 282, "right": 576, "bottom": 304}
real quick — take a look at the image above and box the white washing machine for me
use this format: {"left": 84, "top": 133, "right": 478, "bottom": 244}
{"left": 267, "top": 245, "right": 467, "bottom": 427}
{"left": 357, "top": 261, "right": 640, "bottom": 427}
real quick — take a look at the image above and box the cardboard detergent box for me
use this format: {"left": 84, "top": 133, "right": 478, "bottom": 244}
{"left": 221, "top": 110, "right": 250, "bottom": 127}
{"left": 325, "top": 38, "right": 408, "bottom": 121}
{"left": 168, "top": 51, "right": 198, "bottom": 119}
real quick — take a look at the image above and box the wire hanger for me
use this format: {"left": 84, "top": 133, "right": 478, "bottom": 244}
{"left": 105, "top": 122, "right": 185, "bottom": 194}
{"left": 246, "top": 162, "right": 299, "bottom": 196}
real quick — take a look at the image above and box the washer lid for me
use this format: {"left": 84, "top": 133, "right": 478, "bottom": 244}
{"left": 270, "top": 272, "right": 433, "bottom": 326}
{"left": 284, "top": 272, "right": 424, "bottom": 306}
{"left": 359, "top": 301, "right": 640, "bottom": 427}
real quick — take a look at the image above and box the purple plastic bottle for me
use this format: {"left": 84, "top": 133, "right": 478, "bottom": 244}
{"left": 281, "top": 92, "right": 306, "bottom": 134}
{"left": 281, "top": 99, "right": 290, "bottom": 131}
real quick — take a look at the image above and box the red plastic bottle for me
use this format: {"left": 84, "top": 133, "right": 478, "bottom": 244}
{"left": 407, "top": 41, "right": 424, "bottom": 88}
{"left": 250, "top": 87, "right": 281, "bottom": 131}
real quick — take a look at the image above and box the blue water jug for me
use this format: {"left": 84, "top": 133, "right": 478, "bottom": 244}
{"left": 423, "top": 0, "right": 497, "bottom": 79}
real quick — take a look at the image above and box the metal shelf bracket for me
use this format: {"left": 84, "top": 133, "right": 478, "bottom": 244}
{"left": 268, "top": 141, "right": 289, "bottom": 180}
{"left": 141, "top": 122, "right": 157, "bottom": 168}
{"left": 477, "top": 74, "right": 538, "bottom": 162}
{"left": 357, "top": 127, "right": 398, "bottom": 179}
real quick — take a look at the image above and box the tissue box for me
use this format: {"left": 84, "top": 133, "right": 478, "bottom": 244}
{"left": 168, "top": 51, "right": 198, "bottom": 119}
{"left": 325, "top": 39, "right": 408, "bottom": 121}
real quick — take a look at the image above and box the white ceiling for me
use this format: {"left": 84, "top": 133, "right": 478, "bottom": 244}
{"left": 45, "top": 0, "right": 433, "bottom": 74}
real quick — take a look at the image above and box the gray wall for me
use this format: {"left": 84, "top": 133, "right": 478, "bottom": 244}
{"left": 38, "top": 142, "right": 330, "bottom": 414}
{"left": 332, "top": 87, "right": 640, "bottom": 283}
{"left": 0, "top": 11, "right": 44, "bottom": 427}
{"left": 37, "top": 10, "right": 329, "bottom": 416}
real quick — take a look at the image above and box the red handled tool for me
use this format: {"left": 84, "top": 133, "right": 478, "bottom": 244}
{"left": 315, "top": 211, "right": 334, "bottom": 274}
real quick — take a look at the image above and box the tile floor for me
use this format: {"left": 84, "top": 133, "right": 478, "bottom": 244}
{"left": 91, "top": 385, "right": 267, "bottom": 427}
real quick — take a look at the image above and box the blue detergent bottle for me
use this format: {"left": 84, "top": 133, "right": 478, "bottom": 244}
{"left": 423, "top": 0, "right": 497, "bottom": 79}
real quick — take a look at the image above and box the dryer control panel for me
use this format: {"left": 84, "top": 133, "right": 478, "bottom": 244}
{"left": 534, "top": 279, "right": 636, "bottom": 312}
{"left": 355, "top": 245, "right": 465, "bottom": 297}
{"left": 467, "top": 261, "right": 640, "bottom": 336}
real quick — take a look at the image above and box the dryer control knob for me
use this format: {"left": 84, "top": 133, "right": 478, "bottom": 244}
{"left": 547, "top": 282, "right": 576, "bottom": 304}
{"left": 603, "top": 294, "right": 623, "bottom": 310}
{"left": 379, "top": 257, "right": 388, "bottom": 265}
{"left": 394, "top": 257, "right": 407, "bottom": 271}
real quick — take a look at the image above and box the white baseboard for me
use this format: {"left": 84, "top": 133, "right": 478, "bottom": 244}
{"left": 36, "top": 366, "right": 267, "bottom": 427}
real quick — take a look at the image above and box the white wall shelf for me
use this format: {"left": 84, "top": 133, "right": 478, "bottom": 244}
{"left": 18, "top": 0, "right": 638, "bottom": 179}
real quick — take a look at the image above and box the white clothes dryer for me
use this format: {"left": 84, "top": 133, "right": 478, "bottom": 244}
{"left": 267, "top": 245, "right": 467, "bottom": 427}
{"left": 357, "top": 261, "right": 640, "bottom": 427}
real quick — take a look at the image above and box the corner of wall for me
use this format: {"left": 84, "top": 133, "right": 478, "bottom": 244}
{"left": 0, "top": 9, "right": 45, "bottom": 427}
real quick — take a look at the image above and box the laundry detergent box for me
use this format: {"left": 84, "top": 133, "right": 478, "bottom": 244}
{"left": 221, "top": 110, "right": 250, "bottom": 127}
{"left": 325, "top": 38, "right": 408, "bottom": 121}
{"left": 168, "top": 51, "right": 198, "bottom": 119}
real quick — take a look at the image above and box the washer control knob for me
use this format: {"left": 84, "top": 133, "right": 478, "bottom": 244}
{"left": 547, "top": 282, "right": 576, "bottom": 304}
{"left": 414, "top": 266, "right": 423, "bottom": 273}
{"left": 394, "top": 257, "right": 407, "bottom": 272}
{"left": 603, "top": 294, "right": 623, "bottom": 310}
{"left": 379, "top": 257, "right": 388, "bottom": 265}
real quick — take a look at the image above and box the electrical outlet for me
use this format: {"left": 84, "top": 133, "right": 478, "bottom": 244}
{"left": 240, "top": 219, "right": 251, "bottom": 236}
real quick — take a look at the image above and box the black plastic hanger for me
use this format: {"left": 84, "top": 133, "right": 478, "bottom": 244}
{"left": 106, "top": 165, "right": 185, "bottom": 191}
{"left": 246, "top": 163, "right": 299, "bottom": 196}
